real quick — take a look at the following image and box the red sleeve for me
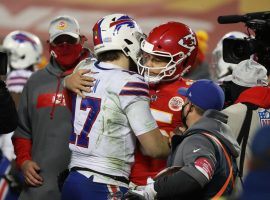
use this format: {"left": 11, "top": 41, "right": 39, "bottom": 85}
{"left": 12, "top": 137, "right": 32, "bottom": 168}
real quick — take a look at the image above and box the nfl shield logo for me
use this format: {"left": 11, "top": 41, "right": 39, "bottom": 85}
{"left": 258, "top": 109, "right": 270, "bottom": 126}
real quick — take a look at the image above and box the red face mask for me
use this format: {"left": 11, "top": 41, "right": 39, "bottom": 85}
{"left": 50, "top": 43, "right": 83, "bottom": 70}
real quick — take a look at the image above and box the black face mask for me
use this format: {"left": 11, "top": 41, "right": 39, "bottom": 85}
{"left": 181, "top": 102, "right": 192, "bottom": 129}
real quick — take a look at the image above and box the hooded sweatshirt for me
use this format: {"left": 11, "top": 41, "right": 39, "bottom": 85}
{"left": 154, "top": 109, "right": 240, "bottom": 200}
{"left": 12, "top": 57, "right": 73, "bottom": 200}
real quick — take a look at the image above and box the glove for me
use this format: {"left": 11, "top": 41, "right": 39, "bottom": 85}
{"left": 124, "top": 178, "right": 157, "bottom": 200}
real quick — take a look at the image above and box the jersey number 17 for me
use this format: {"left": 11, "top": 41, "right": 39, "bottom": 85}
{"left": 70, "top": 96, "right": 101, "bottom": 148}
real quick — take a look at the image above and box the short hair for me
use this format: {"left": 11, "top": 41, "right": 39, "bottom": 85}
{"left": 97, "top": 50, "right": 123, "bottom": 62}
{"left": 192, "top": 104, "right": 205, "bottom": 115}
{"left": 97, "top": 50, "right": 137, "bottom": 72}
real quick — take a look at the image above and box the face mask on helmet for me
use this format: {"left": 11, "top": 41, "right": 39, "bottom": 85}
{"left": 137, "top": 22, "right": 198, "bottom": 84}
{"left": 2, "top": 31, "right": 43, "bottom": 70}
{"left": 93, "top": 14, "right": 144, "bottom": 65}
{"left": 49, "top": 35, "right": 83, "bottom": 70}
{"left": 137, "top": 40, "right": 187, "bottom": 84}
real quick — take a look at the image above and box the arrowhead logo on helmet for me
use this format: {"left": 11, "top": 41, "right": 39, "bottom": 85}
{"left": 137, "top": 22, "right": 199, "bottom": 84}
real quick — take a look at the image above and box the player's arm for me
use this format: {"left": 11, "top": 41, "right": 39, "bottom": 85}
{"left": 11, "top": 81, "right": 43, "bottom": 186}
{"left": 125, "top": 99, "right": 170, "bottom": 159}
{"left": 119, "top": 77, "right": 170, "bottom": 158}
{"left": 137, "top": 128, "right": 170, "bottom": 158}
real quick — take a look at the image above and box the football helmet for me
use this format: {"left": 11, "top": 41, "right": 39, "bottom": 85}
{"left": 137, "top": 22, "right": 198, "bottom": 84}
{"left": 211, "top": 31, "right": 248, "bottom": 81}
{"left": 93, "top": 14, "right": 144, "bottom": 64}
{"left": 3, "top": 30, "right": 43, "bottom": 70}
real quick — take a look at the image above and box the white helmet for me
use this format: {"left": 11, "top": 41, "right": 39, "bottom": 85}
{"left": 211, "top": 31, "right": 248, "bottom": 81}
{"left": 92, "top": 14, "right": 144, "bottom": 64}
{"left": 2, "top": 30, "right": 43, "bottom": 70}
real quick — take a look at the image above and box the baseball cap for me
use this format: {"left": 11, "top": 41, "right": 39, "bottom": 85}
{"left": 251, "top": 126, "right": 270, "bottom": 159}
{"left": 178, "top": 79, "right": 225, "bottom": 111}
{"left": 49, "top": 15, "right": 80, "bottom": 42}
{"left": 232, "top": 59, "right": 268, "bottom": 87}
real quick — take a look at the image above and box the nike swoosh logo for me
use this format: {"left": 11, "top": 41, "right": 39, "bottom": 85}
{"left": 193, "top": 148, "right": 200, "bottom": 153}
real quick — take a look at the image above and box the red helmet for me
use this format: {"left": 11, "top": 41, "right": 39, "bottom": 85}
{"left": 137, "top": 22, "right": 198, "bottom": 83}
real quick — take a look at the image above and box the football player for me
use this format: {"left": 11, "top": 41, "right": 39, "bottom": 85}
{"left": 130, "top": 21, "right": 198, "bottom": 186}
{"left": 2, "top": 30, "right": 43, "bottom": 106}
{"left": 64, "top": 21, "right": 199, "bottom": 188}
{"left": 61, "top": 14, "right": 170, "bottom": 200}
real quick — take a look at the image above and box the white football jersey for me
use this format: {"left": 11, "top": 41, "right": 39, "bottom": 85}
{"left": 69, "top": 59, "right": 158, "bottom": 179}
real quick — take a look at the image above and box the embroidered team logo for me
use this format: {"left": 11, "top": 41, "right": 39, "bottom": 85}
{"left": 258, "top": 109, "right": 270, "bottom": 126}
{"left": 168, "top": 96, "right": 184, "bottom": 111}
{"left": 52, "top": 93, "right": 66, "bottom": 106}
{"left": 57, "top": 21, "right": 68, "bottom": 30}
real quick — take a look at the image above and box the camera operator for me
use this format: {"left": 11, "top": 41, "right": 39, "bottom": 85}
{"left": 0, "top": 77, "right": 18, "bottom": 134}
{"left": 222, "top": 58, "right": 270, "bottom": 193}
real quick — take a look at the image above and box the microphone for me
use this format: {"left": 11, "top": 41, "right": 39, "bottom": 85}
{"left": 217, "top": 15, "right": 247, "bottom": 24}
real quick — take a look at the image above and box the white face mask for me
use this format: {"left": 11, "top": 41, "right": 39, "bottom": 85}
{"left": 137, "top": 55, "right": 184, "bottom": 84}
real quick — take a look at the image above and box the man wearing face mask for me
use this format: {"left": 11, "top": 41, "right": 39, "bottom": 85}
{"left": 12, "top": 15, "right": 91, "bottom": 200}
{"left": 125, "top": 80, "right": 240, "bottom": 200}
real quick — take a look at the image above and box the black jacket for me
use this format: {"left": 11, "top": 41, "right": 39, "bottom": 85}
{"left": 0, "top": 80, "right": 18, "bottom": 133}
{"left": 154, "top": 110, "right": 240, "bottom": 200}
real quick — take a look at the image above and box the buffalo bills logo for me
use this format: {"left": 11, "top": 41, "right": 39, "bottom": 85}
{"left": 110, "top": 15, "right": 135, "bottom": 34}
{"left": 12, "top": 33, "right": 37, "bottom": 50}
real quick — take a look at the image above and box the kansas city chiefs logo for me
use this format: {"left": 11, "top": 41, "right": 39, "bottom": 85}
{"left": 178, "top": 33, "right": 197, "bottom": 52}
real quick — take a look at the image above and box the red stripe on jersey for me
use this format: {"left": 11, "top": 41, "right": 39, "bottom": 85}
{"left": 107, "top": 185, "right": 120, "bottom": 200}
{"left": 0, "top": 179, "right": 8, "bottom": 199}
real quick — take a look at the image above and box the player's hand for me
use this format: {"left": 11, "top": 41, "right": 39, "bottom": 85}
{"left": 21, "top": 160, "right": 43, "bottom": 187}
{"left": 124, "top": 178, "right": 156, "bottom": 200}
{"left": 63, "top": 69, "right": 95, "bottom": 98}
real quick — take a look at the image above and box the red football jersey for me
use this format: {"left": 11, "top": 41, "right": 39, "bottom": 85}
{"left": 130, "top": 78, "right": 193, "bottom": 185}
